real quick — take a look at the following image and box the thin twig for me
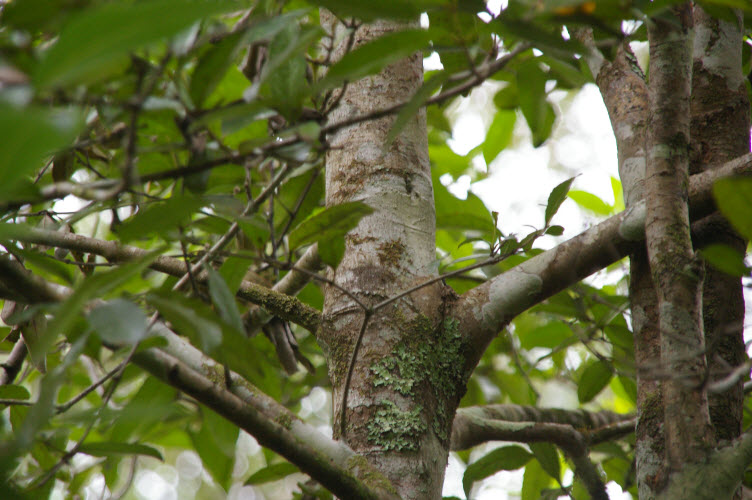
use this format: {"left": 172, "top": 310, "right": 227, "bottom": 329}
{"left": 339, "top": 309, "right": 372, "bottom": 439}
{"left": 0, "top": 338, "right": 28, "bottom": 385}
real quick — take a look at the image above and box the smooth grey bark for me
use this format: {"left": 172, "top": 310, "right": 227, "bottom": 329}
{"left": 450, "top": 150, "right": 752, "bottom": 372}
{"left": 318, "top": 16, "right": 451, "bottom": 500}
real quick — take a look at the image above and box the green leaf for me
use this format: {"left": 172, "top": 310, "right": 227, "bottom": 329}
{"left": 191, "top": 407, "right": 238, "bottom": 489}
{"left": 713, "top": 177, "right": 752, "bottom": 240}
{"left": 263, "top": 24, "right": 314, "bottom": 119}
{"left": 147, "top": 294, "right": 222, "bottom": 355}
{"left": 318, "top": 237, "right": 345, "bottom": 268}
{"left": 483, "top": 110, "right": 516, "bottom": 165}
{"left": 13, "top": 333, "right": 89, "bottom": 456}
{"left": 698, "top": 0, "right": 752, "bottom": 12}
{"left": 2, "top": 0, "right": 78, "bottom": 32}
{"left": 288, "top": 201, "right": 373, "bottom": 249}
{"left": 386, "top": 72, "right": 449, "bottom": 147}
{"left": 35, "top": 0, "right": 239, "bottom": 88}
{"left": 30, "top": 250, "right": 163, "bottom": 370}
{"left": 88, "top": 299, "right": 150, "bottom": 346}
{"left": 604, "top": 325, "right": 634, "bottom": 355}
{"left": 146, "top": 292, "right": 266, "bottom": 383}
{"left": 494, "top": 84, "right": 519, "bottom": 109}
{"left": 521, "top": 457, "right": 553, "bottom": 500}
{"left": 15, "top": 247, "right": 75, "bottom": 285}
{"left": 699, "top": 243, "right": 750, "bottom": 277}
{"left": 238, "top": 215, "right": 272, "bottom": 251}
{"left": 611, "top": 176, "right": 625, "bottom": 212}
{"left": 615, "top": 376, "right": 637, "bottom": 405}
{"left": 530, "top": 443, "right": 560, "bottom": 482}
{"left": 117, "top": 195, "right": 204, "bottom": 242}
{"left": 245, "top": 462, "right": 300, "bottom": 485}
{"left": 577, "top": 359, "right": 613, "bottom": 403}
{"left": 545, "top": 177, "right": 575, "bottom": 226}
{"left": 542, "top": 56, "right": 589, "bottom": 89}
{"left": 430, "top": 143, "right": 472, "bottom": 178}
{"left": 494, "top": 17, "right": 577, "bottom": 56}
{"left": 568, "top": 190, "right": 613, "bottom": 216}
{"left": 79, "top": 442, "right": 163, "bottom": 461}
{"left": 0, "top": 105, "right": 82, "bottom": 201}
{"left": 434, "top": 180, "right": 495, "bottom": 233}
{"left": 463, "top": 445, "right": 533, "bottom": 497}
{"left": 110, "top": 377, "right": 178, "bottom": 443}
{"left": 494, "top": 371, "right": 536, "bottom": 405}
{"left": 190, "top": 32, "right": 247, "bottom": 107}
{"left": 319, "top": 29, "right": 433, "bottom": 91}
{"left": 218, "top": 256, "right": 250, "bottom": 296}
{"left": 519, "top": 322, "right": 572, "bottom": 350}
{"left": 517, "top": 61, "right": 555, "bottom": 146}
{"left": 0, "top": 385, "right": 31, "bottom": 401}
{"left": 206, "top": 266, "right": 245, "bottom": 333}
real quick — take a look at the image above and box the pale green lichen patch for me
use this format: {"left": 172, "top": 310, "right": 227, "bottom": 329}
{"left": 369, "top": 316, "right": 467, "bottom": 445}
{"left": 371, "top": 341, "right": 425, "bottom": 396}
{"left": 367, "top": 400, "right": 426, "bottom": 451}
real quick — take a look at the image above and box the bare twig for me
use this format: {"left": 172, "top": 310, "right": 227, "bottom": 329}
{"left": 0, "top": 339, "right": 28, "bottom": 385}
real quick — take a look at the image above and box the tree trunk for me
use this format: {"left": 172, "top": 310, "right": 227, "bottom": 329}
{"left": 689, "top": 5, "right": 749, "bottom": 447}
{"left": 319, "top": 16, "right": 459, "bottom": 500}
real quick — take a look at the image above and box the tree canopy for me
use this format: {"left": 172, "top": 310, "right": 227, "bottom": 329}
{"left": 0, "top": 1, "right": 751, "bottom": 499}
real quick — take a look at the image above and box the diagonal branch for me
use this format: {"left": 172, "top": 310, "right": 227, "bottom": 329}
{"left": 451, "top": 404, "right": 632, "bottom": 450}
{"left": 0, "top": 257, "right": 398, "bottom": 500}
{"left": 454, "top": 151, "right": 752, "bottom": 371}
{"left": 0, "top": 225, "right": 321, "bottom": 332}
{"left": 243, "top": 244, "right": 324, "bottom": 335}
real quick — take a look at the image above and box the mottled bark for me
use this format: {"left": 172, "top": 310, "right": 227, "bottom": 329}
{"left": 645, "top": 3, "right": 714, "bottom": 472}
{"left": 0, "top": 257, "right": 398, "bottom": 500}
{"left": 579, "top": 30, "right": 666, "bottom": 498}
{"left": 451, "top": 404, "right": 633, "bottom": 451}
{"left": 689, "top": 5, "right": 749, "bottom": 447}
{"left": 453, "top": 152, "right": 752, "bottom": 372}
{"left": 318, "top": 16, "right": 453, "bottom": 500}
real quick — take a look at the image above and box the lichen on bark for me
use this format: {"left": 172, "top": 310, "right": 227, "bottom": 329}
{"left": 367, "top": 399, "right": 427, "bottom": 451}
{"left": 369, "top": 316, "right": 467, "bottom": 445}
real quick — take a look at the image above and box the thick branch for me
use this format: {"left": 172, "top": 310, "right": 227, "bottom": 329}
{"left": 451, "top": 404, "right": 633, "bottom": 450}
{"left": 0, "top": 225, "right": 321, "bottom": 332}
{"left": 454, "top": 151, "right": 752, "bottom": 371}
{"left": 450, "top": 416, "right": 608, "bottom": 500}
{"left": 0, "top": 259, "right": 398, "bottom": 500}
{"left": 134, "top": 346, "right": 397, "bottom": 500}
